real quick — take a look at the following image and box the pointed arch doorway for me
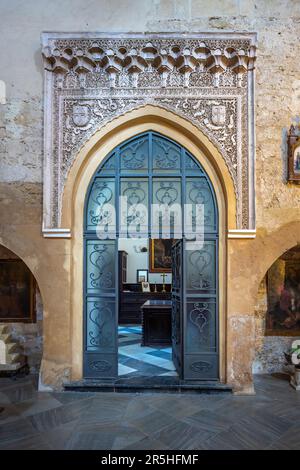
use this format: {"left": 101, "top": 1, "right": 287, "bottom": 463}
{"left": 83, "top": 131, "right": 219, "bottom": 383}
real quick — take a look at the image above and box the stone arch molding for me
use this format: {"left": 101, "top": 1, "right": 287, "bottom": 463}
{"left": 41, "top": 32, "right": 257, "bottom": 236}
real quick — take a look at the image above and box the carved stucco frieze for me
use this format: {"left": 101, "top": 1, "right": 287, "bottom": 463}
{"left": 41, "top": 33, "right": 256, "bottom": 230}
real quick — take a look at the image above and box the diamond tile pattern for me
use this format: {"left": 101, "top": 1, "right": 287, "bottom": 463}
{"left": 118, "top": 325, "right": 177, "bottom": 377}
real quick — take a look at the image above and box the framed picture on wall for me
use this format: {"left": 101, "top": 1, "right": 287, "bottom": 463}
{"left": 149, "top": 239, "right": 176, "bottom": 273}
{"left": 137, "top": 269, "right": 148, "bottom": 283}
{"left": 287, "top": 124, "right": 300, "bottom": 183}
{"left": 293, "top": 144, "right": 300, "bottom": 175}
{"left": 266, "top": 248, "right": 300, "bottom": 336}
{"left": 0, "top": 259, "right": 35, "bottom": 322}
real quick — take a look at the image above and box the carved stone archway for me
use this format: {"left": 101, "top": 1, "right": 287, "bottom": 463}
{"left": 39, "top": 32, "right": 259, "bottom": 391}
{"left": 41, "top": 32, "right": 257, "bottom": 237}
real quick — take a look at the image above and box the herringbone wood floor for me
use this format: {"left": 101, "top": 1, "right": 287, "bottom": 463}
{"left": 0, "top": 374, "right": 299, "bottom": 450}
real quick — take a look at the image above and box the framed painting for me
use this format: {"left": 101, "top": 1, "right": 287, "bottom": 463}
{"left": 137, "top": 269, "right": 148, "bottom": 283}
{"left": 266, "top": 254, "right": 300, "bottom": 336}
{"left": 149, "top": 239, "right": 175, "bottom": 273}
{"left": 0, "top": 260, "right": 35, "bottom": 322}
{"left": 287, "top": 124, "right": 300, "bottom": 183}
{"left": 293, "top": 145, "right": 300, "bottom": 176}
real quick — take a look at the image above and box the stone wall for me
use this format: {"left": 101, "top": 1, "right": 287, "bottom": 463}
{"left": 0, "top": 0, "right": 300, "bottom": 391}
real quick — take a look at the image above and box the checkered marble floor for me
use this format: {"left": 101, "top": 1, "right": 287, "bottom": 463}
{"left": 118, "top": 325, "right": 178, "bottom": 378}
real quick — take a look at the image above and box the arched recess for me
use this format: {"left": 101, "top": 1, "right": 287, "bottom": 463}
{"left": 0, "top": 240, "right": 44, "bottom": 375}
{"left": 62, "top": 104, "right": 236, "bottom": 382}
{"left": 0, "top": 237, "right": 45, "bottom": 306}
{"left": 252, "top": 221, "right": 300, "bottom": 375}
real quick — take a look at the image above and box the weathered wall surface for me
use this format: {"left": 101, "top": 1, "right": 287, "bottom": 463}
{"left": 1, "top": 0, "right": 300, "bottom": 391}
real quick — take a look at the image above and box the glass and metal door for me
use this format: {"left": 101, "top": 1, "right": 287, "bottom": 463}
{"left": 183, "top": 238, "right": 219, "bottom": 380}
{"left": 171, "top": 239, "right": 183, "bottom": 377}
{"left": 171, "top": 238, "right": 219, "bottom": 380}
{"left": 83, "top": 132, "right": 219, "bottom": 380}
{"left": 83, "top": 238, "right": 118, "bottom": 378}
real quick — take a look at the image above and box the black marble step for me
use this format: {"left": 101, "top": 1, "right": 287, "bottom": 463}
{"left": 64, "top": 376, "right": 233, "bottom": 394}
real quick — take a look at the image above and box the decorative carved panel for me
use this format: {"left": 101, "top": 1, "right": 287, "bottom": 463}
{"left": 41, "top": 32, "right": 257, "bottom": 230}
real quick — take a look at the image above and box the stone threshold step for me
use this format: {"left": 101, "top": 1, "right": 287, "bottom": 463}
{"left": 64, "top": 379, "right": 233, "bottom": 394}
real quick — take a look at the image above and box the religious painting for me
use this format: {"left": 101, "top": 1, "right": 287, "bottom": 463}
{"left": 287, "top": 124, "right": 300, "bottom": 183}
{"left": 0, "top": 260, "right": 35, "bottom": 322}
{"left": 266, "top": 247, "right": 300, "bottom": 336}
{"left": 149, "top": 239, "right": 175, "bottom": 273}
{"left": 294, "top": 145, "right": 300, "bottom": 174}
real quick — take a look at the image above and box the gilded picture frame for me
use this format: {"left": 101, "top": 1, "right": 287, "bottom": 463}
{"left": 287, "top": 125, "right": 300, "bottom": 183}
{"left": 149, "top": 239, "right": 175, "bottom": 273}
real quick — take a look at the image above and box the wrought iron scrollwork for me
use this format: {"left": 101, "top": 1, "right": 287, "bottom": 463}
{"left": 89, "top": 360, "right": 112, "bottom": 372}
{"left": 185, "top": 155, "right": 202, "bottom": 170}
{"left": 88, "top": 180, "right": 114, "bottom": 227}
{"left": 153, "top": 137, "right": 180, "bottom": 169}
{"left": 122, "top": 181, "right": 146, "bottom": 205}
{"left": 88, "top": 301, "right": 112, "bottom": 347}
{"left": 88, "top": 244, "right": 113, "bottom": 288}
{"left": 190, "top": 302, "right": 211, "bottom": 335}
{"left": 187, "top": 179, "right": 215, "bottom": 230}
{"left": 175, "top": 246, "right": 181, "bottom": 288}
{"left": 189, "top": 249, "right": 213, "bottom": 290}
{"left": 190, "top": 360, "right": 212, "bottom": 372}
{"left": 121, "top": 181, "right": 147, "bottom": 231}
{"left": 120, "top": 137, "right": 148, "bottom": 169}
{"left": 187, "top": 180, "right": 214, "bottom": 228}
{"left": 155, "top": 181, "right": 179, "bottom": 205}
{"left": 188, "top": 181, "right": 210, "bottom": 205}
{"left": 100, "top": 153, "right": 116, "bottom": 170}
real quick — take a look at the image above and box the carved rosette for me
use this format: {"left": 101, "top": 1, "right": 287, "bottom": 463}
{"left": 41, "top": 33, "right": 257, "bottom": 229}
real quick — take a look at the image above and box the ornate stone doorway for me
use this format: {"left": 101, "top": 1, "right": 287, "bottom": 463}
{"left": 40, "top": 32, "right": 257, "bottom": 390}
